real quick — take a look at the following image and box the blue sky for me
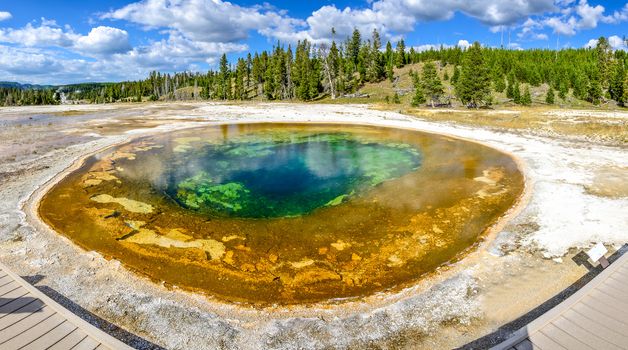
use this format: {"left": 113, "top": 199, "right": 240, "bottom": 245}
{"left": 0, "top": 0, "right": 626, "bottom": 85}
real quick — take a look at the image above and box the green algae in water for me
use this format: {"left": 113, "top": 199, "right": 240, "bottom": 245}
{"left": 166, "top": 133, "right": 422, "bottom": 218}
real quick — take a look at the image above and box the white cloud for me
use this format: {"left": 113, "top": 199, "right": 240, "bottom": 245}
{"left": 75, "top": 26, "right": 131, "bottom": 55}
{"left": 584, "top": 38, "right": 598, "bottom": 48}
{"left": 508, "top": 42, "right": 524, "bottom": 50}
{"left": 457, "top": 39, "right": 471, "bottom": 49}
{"left": 412, "top": 39, "right": 471, "bottom": 52}
{"left": 584, "top": 35, "right": 628, "bottom": 50}
{"left": 0, "top": 20, "right": 78, "bottom": 47}
{"left": 540, "top": 0, "right": 628, "bottom": 37}
{"left": 608, "top": 35, "right": 628, "bottom": 50}
{"left": 118, "top": 34, "right": 247, "bottom": 70}
{"left": 0, "top": 45, "right": 64, "bottom": 75}
{"left": 378, "top": 0, "right": 556, "bottom": 26}
{"left": 101, "top": 0, "right": 563, "bottom": 46}
{"left": 0, "top": 20, "right": 135, "bottom": 57}
{"left": 544, "top": 16, "right": 578, "bottom": 35}
{"left": 102, "top": 0, "right": 302, "bottom": 44}
{"left": 575, "top": 0, "right": 606, "bottom": 29}
{"left": 0, "top": 11, "right": 11, "bottom": 21}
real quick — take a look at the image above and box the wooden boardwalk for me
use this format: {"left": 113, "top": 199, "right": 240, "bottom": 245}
{"left": 492, "top": 250, "right": 628, "bottom": 350}
{"left": 0, "top": 262, "right": 133, "bottom": 350}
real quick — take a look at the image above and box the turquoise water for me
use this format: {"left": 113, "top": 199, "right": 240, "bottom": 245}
{"left": 165, "top": 133, "right": 422, "bottom": 218}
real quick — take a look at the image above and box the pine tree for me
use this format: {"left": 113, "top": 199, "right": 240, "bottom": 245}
{"left": 609, "top": 64, "right": 625, "bottom": 103}
{"left": 545, "top": 86, "right": 555, "bottom": 104}
{"left": 392, "top": 92, "right": 401, "bottom": 104}
{"left": 385, "top": 41, "right": 394, "bottom": 81}
{"left": 506, "top": 72, "right": 515, "bottom": 99}
{"left": 218, "top": 54, "right": 229, "bottom": 100}
{"left": 421, "top": 61, "right": 444, "bottom": 107}
{"left": 410, "top": 72, "right": 426, "bottom": 107}
{"left": 451, "top": 66, "right": 460, "bottom": 84}
{"left": 366, "top": 29, "right": 385, "bottom": 82}
{"left": 395, "top": 39, "right": 406, "bottom": 68}
{"left": 572, "top": 70, "right": 588, "bottom": 100}
{"left": 558, "top": 82, "right": 568, "bottom": 101}
{"left": 623, "top": 74, "right": 628, "bottom": 107}
{"left": 494, "top": 76, "right": 506, "bottom": 93}
{"left": 513, "top": 82, "right": 521, "bottom": 104}
{"left": 521, "top": 85, "right": 532, "bottom": 106}
{"left": 588, "top": 72, "right": 603, "bottom": 105}
{"left": 595, "top": 37, "right": 613, "bottom": 90}
{"left": 455, "top": 42, "right": 491, "bottom": 108}
{"left": 491, "top": 65, "right": 505, "bottom": 93}
{"left": 348, "top": 28, "right": 361, "bottom": 70}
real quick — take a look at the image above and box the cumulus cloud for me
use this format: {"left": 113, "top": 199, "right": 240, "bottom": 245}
{"left": 411, "top": 39, "right": 471, "bottom": 53}
{"left": 100, "top": 0, "right": 564, "bottom": 46}
{"left": 541, "top": 0, "right": 628, "bottom": 36}
{"left": 0, "top": 11, "right": 11, "bottom": 21}
{"left": 75, "top": 26, "right": 132, "bottom": 55}
{"left": 119, "top": 34, "right": 248, "bottom": 70}
{"left": 0, "top": 20, "right": 135, "bottom": 57}
{"left": 102, "top": 0, "right": 303, "bottom": 43}
{"left": 268, "top": 0, "right": 559, "bottom": 44}
{"left": 0, "top": 20, "right": 78, "bottom": 47}
{"left": 584, "top": 35, "right": 628, "bottom": 50}
{"left": 393, "top": 0, "right": 556, "bottom": 26}
{"left": 457, "top": 40, "right": 471, "bottom": 49}
{"left": 0, "top": 45, "right": 64, "bottom": 75}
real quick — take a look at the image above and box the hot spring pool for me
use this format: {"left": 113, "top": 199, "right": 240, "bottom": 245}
{"left": 39, "top": 123, "right": 523, "bottom": 304}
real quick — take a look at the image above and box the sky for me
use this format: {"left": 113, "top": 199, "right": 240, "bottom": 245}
{"left": 0, "top": 0, "right": 626, "bottom": 85}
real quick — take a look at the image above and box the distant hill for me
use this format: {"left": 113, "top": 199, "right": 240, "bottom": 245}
{"left": 0, "top": 81, "right": 55, "bottom": 90}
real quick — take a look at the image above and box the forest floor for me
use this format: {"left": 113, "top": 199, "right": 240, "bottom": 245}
{"left": 0, "top": 101, "right": 626, "bottom": 349}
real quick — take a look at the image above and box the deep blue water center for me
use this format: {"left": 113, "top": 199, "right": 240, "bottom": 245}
{"left": 165, "top": 133, "right": 422, "bottom": 218}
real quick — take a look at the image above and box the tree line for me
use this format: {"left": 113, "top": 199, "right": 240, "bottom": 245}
{"left": 1, "top": 30, "right": 627, "bottom": 108}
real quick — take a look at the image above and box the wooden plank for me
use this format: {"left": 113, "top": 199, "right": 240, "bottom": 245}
{"left": 582, "top": 293, "right": 628, "bottom": 319}
{"left": 513, "top": 339, "right": 535, "bottom": 350}
{"left": 71, "top": 336, "right": 100, "bottom": 350}
{"left": 47, "top": 329, "right": 88, "bottom": 350}
{"left": 0, "top": 281, "right": 21, "bottom": 297}
{"left": 19, "top": 321, "right": 77, "bottom": 350}
{"left": 552, "top": 316, "right": 622, "bottom": 350}
{"left": 606, "top": 274, "right": 628, "bottom": 289}
{"left": 573, "top": 299, "right": 628, "bottom": 329}
{"left": 0, "top": 275, "right": 12, "bottom": 286}
{"left": 528, "top": 331, "right": 566, "bottom": 349}
{"left": 0, "top": 303, "right": 46, "bottom": 332}
{"left": 0, "top": 313, "right": 65, "bottom": 349}
{"left": 0, "top": 295, "right": 40, "bottom": 316}
{"left": 0, "top": 262, "right": 131, "bottom": 350}
{"left": 564, "top": 308, "right": 628, "bottom": 348}
{"left": 539, "top": 323, "right": 592, "bottom": 350}
{"left": 0, "top": 289, "right": 30, "bottom": 312}
{"left": 0, "top": 306, "right": 55, "bottom": 342}
{"left": 592, "top": 285, "right": 628, "bottom": 307}
{"left": 598, "top": 281, "right": 628, "bottom": 300}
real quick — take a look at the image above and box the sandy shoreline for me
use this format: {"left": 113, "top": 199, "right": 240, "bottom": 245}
{"left": 0, "top": 102, "right": 626, "bottom": 349}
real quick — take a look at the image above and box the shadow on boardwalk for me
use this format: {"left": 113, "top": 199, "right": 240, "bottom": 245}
{"left": 21, "top": 275, "right": 166, "bottom": 350}
{"left": 458, "top": 244, "right": 628, "bottom": 349}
